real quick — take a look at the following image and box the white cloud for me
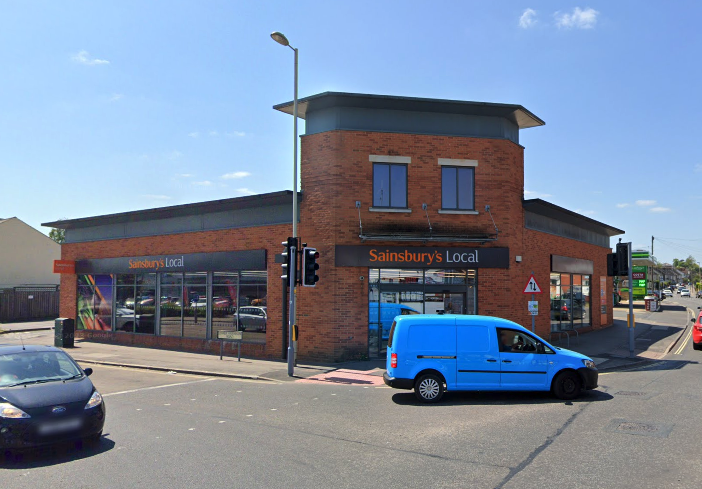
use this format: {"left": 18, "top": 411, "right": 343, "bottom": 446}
{"left": 188, "top": 132, "right": 199, "bottom": 138}
{"left": 554, "top": 7, "right": 599, "bottom": 29}
{"left": 650, "top": 207, "right": 671, "bottom": 213}
{"left": 192, "top": 180, "right": 213, "bottom": 186}
{"left": 519, "top": 8, "right": 537, "bottom": 29}
{"left": 524, "top": 190, "right": 553, "bottom": 199}
{"left": 71, "top": 50, "right": 110, "bottom": 66}
{"left": 635, "top": 199, "right": 656, "bottom": 206}
{"left": 226, "top": 131, "right": 246, "bottom": 138}
{"left": 221, "top": 171, "right": 251, "bottom": 180}
{"left": 236, "top": 188, "right": 256, "bottom": 195}
{"left": 209, "top": 131, "right": 219, "bottom": 137}
{"left": 176, "top": 173, "right": 193, "bottom": 178}
{"left": 168, "top": 151, "right": 183, "bottom": 160}
{"left": 616, "top": 203, "right": 630, "bottom": 208}
{"left": 694, "top": 164, "right": 702, "bottom": 173}
{"left": 142, "top": 194, "right": 171, "bottom": 200}
{"left": 109, "top": 93, "right": 124, "bottom": 102}
{"left": 574, "top": 209, "right": 596, "bottom": 216}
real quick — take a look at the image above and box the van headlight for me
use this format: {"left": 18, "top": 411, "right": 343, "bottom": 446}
{"left": 582, "top": 359, "right": 596, "bottom": 369}
{"left": 85, "top": 390, "right": 103, "bottom": 410}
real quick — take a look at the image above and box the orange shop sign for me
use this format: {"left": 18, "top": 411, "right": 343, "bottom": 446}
{"left": 53, "top": 260, "right": 76, "bottom": 274}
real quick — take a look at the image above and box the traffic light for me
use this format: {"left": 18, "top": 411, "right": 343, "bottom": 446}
{"left": 281, "top": 237, "right": 298, "bottom": 282}
{"left": 616, "top": 242, "right": 629, "bottom": 276}
{"left": 302, "top": 247, "right": 320, "bottom": 287}
{"left": 607, "top": 253, "right": 618, "bottom": 276}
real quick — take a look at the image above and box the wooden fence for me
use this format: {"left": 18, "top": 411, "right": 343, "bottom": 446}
{"left": 0, "top": 286, "right": 60, "bottom": 323}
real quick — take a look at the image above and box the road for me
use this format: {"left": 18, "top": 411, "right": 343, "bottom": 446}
{"left": 2, "top": 300, "right": 702, "bottom": 488}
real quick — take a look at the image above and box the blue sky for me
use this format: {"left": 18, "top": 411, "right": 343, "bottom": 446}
{"left": 1, "top": 1, "right": 700, "bottom": 264}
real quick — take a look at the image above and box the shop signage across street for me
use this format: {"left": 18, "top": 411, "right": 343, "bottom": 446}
{"left": 335, "top": 245, "right": 509, "bottom": 268}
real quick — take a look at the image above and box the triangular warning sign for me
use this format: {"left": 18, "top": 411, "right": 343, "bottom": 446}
{"left": 523, "top": 275, "right": 542, "bottom": 294}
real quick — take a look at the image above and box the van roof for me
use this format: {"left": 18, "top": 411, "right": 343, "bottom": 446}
{"left": 395, "top": 314, "right": 525, "bottom": 328}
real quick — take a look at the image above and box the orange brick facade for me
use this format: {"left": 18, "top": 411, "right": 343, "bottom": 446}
{"left": 59, "top": 129, "right": 616, "bottom": 362}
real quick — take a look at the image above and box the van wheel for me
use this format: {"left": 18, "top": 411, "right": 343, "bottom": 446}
{"left": 414, "top": 373, "right": 444, "bottom": 403}
{"left": 552, "top": 371, "right": 581, "bottom": 400}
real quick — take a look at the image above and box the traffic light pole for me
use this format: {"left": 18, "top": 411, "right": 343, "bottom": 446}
{"left": 627, "top": 242, "right": 635, "bottom": 358}
{"left": 288, "top": 244, "right": 296, "bottom": 377}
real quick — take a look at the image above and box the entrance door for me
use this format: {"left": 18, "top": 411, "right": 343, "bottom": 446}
{"left": 424, "top": 292, "right": 466, "bottom": 315}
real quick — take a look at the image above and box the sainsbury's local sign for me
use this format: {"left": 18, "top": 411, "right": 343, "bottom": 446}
{"left": 335, "top": 245, "right": 509, "bottom": 269}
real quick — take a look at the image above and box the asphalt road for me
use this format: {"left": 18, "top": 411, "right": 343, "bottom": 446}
{"left": 2, "top": 303, "right": 702, "bottom": 488}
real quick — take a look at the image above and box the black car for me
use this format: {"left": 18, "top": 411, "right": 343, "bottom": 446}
{"left": 0, "top": 345, "right": 105, "bottom": 450}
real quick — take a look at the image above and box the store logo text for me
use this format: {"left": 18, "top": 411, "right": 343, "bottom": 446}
{"left": 128, "top": 256, "right": 185, "bottom": 270}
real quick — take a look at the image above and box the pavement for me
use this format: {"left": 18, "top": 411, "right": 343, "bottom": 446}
{"left": 0, "top": 298, "right": 693, "bottom": 384}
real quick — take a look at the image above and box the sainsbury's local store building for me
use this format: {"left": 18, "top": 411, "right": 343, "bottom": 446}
{"left": 44, "top": 92, "right": 624, "bottom": 362}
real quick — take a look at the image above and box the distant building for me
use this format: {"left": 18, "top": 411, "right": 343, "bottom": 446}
{"left": 0, "top": 217, "right": 60, "bottom": 288}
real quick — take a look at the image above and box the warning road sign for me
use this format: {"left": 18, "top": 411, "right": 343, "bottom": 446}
{"left": 523, "top": 275, "right": 542, "bottom": 294}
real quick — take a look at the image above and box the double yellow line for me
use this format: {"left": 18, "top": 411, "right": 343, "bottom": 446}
{"left": 673, "top": 308, "right": 696, "bottom": 355}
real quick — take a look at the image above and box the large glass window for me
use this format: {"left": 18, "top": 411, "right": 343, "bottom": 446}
{"left": 76, "top": 275, "right": 113, "bottom": 330}
{"left": 238, "top": 271, "right": 267, "bottom": 342}
{"left": 115, "top": 273, "right": 155, "bottom": 334}
{"left": 160, "top": 273, "right": 183, "bottom": 337}
{"left": 373, "top": 163, "right": 407, "bottom": 208}
{"left": 183, "top": 273, "right": 207, "bottom": 339}
{"left": 212, "top": 272, "right": 238, "bottom": 339}
{"left": 441, "top": 166, "right": 475, "bottom": 210}
{"left": 550, "top": 272, "right": 591, "bottom": 331}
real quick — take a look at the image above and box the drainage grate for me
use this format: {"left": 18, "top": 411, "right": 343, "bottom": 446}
{"left": 604, "top": 418, "right": 674, "bottom": 438}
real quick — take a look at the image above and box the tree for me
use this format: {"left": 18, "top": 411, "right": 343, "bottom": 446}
{"left": 49, "top": 227, "right": 65, "bottom": 244}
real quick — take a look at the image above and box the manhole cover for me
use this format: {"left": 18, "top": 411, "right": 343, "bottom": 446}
{"left": 617, "top": 422, "right": 658, "bottom": 432}
{"left": 604, "top": 418, "right": 674, "bottom": 438}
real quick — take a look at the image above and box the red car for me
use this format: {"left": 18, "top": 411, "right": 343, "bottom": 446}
{"left": 693, "top": 307, "right": 702, "bottom": 350}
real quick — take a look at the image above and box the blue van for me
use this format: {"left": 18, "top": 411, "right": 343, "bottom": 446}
{"left": 383, "top": 314, "right": 598, "bottom": 402}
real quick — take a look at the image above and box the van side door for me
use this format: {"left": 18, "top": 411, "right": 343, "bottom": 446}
{"left": 496, "top": 328, "right": 550, "bottom": 390}
{"left": 456, "top": 320, "right": 500, "bottom": 390}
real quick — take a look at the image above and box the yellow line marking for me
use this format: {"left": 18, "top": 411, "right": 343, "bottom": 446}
{"left": 675, "top": 328, "right": 693, "bottom": 355}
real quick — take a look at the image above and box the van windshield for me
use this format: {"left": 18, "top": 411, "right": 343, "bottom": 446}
{"left": 387, "top": 321, "right": 397, "bottom": 348}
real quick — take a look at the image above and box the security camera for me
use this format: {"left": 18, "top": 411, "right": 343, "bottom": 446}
{"left": 359, "top": 276, "right": 365, "bottom": 281}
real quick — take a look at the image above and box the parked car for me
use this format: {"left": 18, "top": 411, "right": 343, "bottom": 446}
{"left": 681, "top": 288, "right": 690, "bottom": 297}
{"left": 662, "top": 289, "right": 672, "bottom": 297}
{"left": 237, "top": 306, "right": 267, "bottom": 332}
{"left": 384, "top": 315, "right": 598, "bottom": 402}
{"left": 115, "top": 307, "right": 154, "bottom": 333}
{"left": 692, "top": 307, "right": 702, "bottom": 351}
{"left": 0, "top": 345, "right": 105, "bottom": 449}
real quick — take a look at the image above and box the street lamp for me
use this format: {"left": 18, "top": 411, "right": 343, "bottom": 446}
{"left": 271, "top": 31, "right": 299, "bottom": 377}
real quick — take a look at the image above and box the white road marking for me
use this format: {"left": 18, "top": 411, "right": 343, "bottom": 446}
{"left": 102, "top": 378, "right": 217, "bottom": 397}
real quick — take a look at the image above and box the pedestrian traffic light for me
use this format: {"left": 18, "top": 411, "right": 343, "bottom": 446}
{"left": 302, "top": 247, "right": 320, "bottom": 287}
{"left": 616, "top": 242, "right": 629, "bottom": 276}
{"left": 281, "top": 237, "right": 298, "bottom": 283}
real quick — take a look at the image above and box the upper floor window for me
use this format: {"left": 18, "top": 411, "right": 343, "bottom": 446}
{"left": 441, "top": 166, "right": 475, "bottom": 210}
{"left": 373, "top": 163, "right": 407, "bottom": 208}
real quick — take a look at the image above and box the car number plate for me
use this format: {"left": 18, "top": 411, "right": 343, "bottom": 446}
{"left": 37, "top": 418, "right": 83, "bottom": 435}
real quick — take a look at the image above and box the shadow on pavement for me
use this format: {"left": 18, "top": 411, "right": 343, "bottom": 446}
{"left": 391, "top": 388, "right": 613, "bottom": 407}
{"left": 602, "top": 359, "right": 697, "bottom": 373}
{"left": 0, "top": 434, "right": 115, "bottom": 469}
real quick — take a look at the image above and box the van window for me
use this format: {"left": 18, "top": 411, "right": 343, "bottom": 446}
{"left": 387, "top": 321, "right": 397, "bottom": 348}
{"left": 401, "top": 309, "right": 419, "bottom": 315}
{"left": 497, "top": 328, "right": 540, "bottom": 353}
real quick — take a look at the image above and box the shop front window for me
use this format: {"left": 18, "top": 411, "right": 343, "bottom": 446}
{"left": 160, "top": 273, "right": 183, "bottom": 337}
{"left": 550, "top": 272, "right": 591, "bottom": 331}
{"left": 76, "top": 275, "right": 113, "bottom": 331}
{"left": 212, "top": 272, "right": 239, "bottom": 339}
{"left": 183, "top": 273, "right": 207, "bottom": 339}
{"left": 238, "top": 271, "right": 267, "bottom": 342}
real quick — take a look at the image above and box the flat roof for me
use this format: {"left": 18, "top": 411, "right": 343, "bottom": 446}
{"left": 43, "top": 191, "right": 297, "bottom": 230}
{"left": 523, "top": 199, "right": 624, "bottom": 237}
{"left": 273, "top": 92, "right": 545, "bottom": 129}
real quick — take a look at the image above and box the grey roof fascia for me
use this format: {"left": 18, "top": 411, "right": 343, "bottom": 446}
{"left": 42, "top": 190, "right": 299, "bottom": 230}
{"left": 523, "top": 199, "right": 625, "bottom": 237}
{"left": 273, "top": 91, "right": 545, "bottom": 129}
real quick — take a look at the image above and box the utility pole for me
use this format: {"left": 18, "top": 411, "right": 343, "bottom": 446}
{"left": 628, "top": 242, "right": 635, "bottom": 358}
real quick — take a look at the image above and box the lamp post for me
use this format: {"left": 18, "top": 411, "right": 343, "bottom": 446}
{"left": 271, "top": 31, "right": 298, "bottom": 376}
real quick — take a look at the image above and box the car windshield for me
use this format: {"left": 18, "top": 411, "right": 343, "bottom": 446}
{"left": 0, "top": 351, "right": 83, "bottom": 387}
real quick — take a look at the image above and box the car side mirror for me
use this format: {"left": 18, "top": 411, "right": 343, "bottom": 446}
{"left": 536, "top": 342, "right": 545, "bottom": 354}
{"left": 692, "top": 318, "right": 696, "bottom": 323}
{"left": 84, "top": 367, "right": 93, "bottom": 377}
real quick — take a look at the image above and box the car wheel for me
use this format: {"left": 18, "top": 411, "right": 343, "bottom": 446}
{"left": 552, "top": 370, "right": 581, "bottom": 400}
{"left": 693, "top": 343, "right": 702, "bottom": 351}
{"left": 414, "top": 373, "right": 445, "bottom": 403}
